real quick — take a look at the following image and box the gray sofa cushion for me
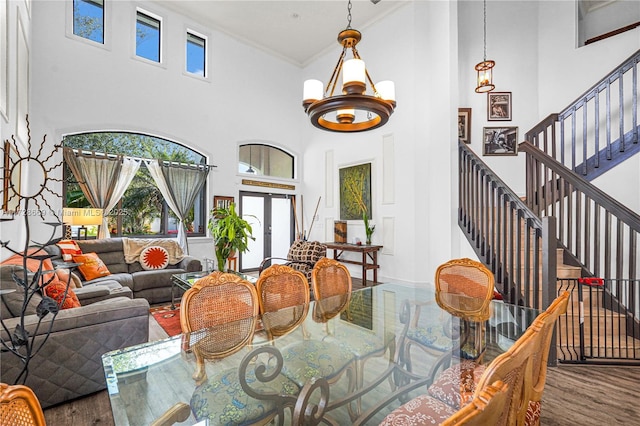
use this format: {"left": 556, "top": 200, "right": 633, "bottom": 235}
{"left": 0, "top": 297, "right": 150, "bottom": 408}
{"left": 0, "top": 265, "right": 43, "bottom": 319}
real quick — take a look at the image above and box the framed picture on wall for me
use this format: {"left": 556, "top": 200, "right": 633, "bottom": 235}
{"left": 2, "top": 140, "right": 21, "bottom": 213}
{"left": 339, "top": 162, "right": 372, "bottom": 221}
{"left": 458, "top": 108, "right": 472, "bottom": 144}
{"left": 483, "top": 127, "right": 518, "bottom": 156}
{"left": 213, "top": 195, "right": 234, "bottom": 211}
{"left": 487, "top": 92, "right": 512, "bottom": 121}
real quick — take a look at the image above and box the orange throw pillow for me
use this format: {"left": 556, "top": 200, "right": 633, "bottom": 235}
{"left": 56, "top": 239, "right": 83, "bottom": 261}
{"left": 72, "top": 252, "right": 111, "bottom": 281}
{"left": 44, "top": 279, "right": 81, "bottom": 309}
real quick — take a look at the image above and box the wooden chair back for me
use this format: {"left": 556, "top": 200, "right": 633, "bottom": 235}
{"left": 179, "top": 271, "right": 258, "bottom": 384}
{"left": 473, "top": 327, "right": 536, "bottom": 425}
{"left": 441, "top": 380, "right": 510, "bottom": 426}
{"left": 435, "top": 258, "right": 494, "bottom": 321}
{"left": 529, "top": 291, "right": 570, "bottom": 402}
{"left": 0, "top": 383, "right": 46, "bottom": 426}
{"left": 311, "top": 257, "right": 352, "bottom": 300}
{"left": 256, "top": 264, "right": 310, "bottom": 338}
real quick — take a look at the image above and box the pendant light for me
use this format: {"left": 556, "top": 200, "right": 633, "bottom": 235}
{"left": 302, "top": 0, "right": 396, "bottom": 132}
{"left": 475, "top": 0, "right": 495, "bottom": 93}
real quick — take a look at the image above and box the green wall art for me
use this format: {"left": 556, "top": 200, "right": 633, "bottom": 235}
{"left": 339, "top": 162, "right": 372, "bottom": 220}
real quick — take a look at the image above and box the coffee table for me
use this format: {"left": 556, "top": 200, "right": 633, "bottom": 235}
{"left": 170, "top": 270, "right": 258, "bottom": 309}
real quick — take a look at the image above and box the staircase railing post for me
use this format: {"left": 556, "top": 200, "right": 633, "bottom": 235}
{"left": 542, "top": 215, "right": 559, "bottom": 366}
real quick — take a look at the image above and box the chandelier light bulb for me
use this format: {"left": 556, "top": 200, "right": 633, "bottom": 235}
{"left": 342, "top": 59, "right": 366, "bottom": 94}
{"left": 303, "top": 79, "right": 323, "bottom": 108}
{"left": 375, "top": 80, "right": 396, "bottom": 102}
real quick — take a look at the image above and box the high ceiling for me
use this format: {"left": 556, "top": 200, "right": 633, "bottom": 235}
{"left": 159, "top": 1, "right": 409, "bottom": 67}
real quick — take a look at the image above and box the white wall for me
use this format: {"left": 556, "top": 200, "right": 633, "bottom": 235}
{"left": 3, "top": 0, "right": 639, "bottom": 276}
{"left": 21, "top": 0, "right": 304, "bottom": 260}
{"left": 0, "top": 0, "right": 32, "bottom": 258}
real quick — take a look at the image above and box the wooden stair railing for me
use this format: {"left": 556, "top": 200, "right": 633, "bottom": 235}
{"left": 458, "top": 142, "right": 559, "bottom": 311}
{"left": 525, "top": 49, "right": 640, "bottom": 181}
{"left": 520, "top": 140, "right": 640, "bottom": 285}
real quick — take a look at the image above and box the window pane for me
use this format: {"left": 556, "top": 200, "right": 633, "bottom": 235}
{"left": 136, "top": 12, "right": 160, "bottom": 62}
{"left": 186, "top": 32, "right": 206, "bottom": 76}
{"left": 73, "top": 0, "right": 104, "bottom": 43}
{"left": 239, "top": 144, "right": 295, "bottom": 179}
{"left": 63, "top": 132, "right": 207, "bottom": 238}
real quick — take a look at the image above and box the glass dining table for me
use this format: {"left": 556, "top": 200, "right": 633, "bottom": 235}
{"left": 101, "top": 282, "right": 539, "bottom": 425}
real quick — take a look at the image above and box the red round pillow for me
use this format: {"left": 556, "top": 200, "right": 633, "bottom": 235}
{"left": 140, "top": 246, "right": 169, "bottom": 270}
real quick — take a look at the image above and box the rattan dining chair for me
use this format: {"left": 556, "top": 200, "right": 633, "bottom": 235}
{"left": 256, "top": 264, "right": 310, "bottom": 339}
{"left": 524, "top": 291, "right": 570, "bottom": 426}
{"left": 0, "top": 383, "right": 46, "bottom": 426}
{"left": 311, "top": 257, "right": 396, "bottom": 418}
{"left": 401, "top": 258, "right": 495, "bottom": 376}
{"left": 440, "top": 380, "right": 510, "bottom": 426}
{"left": 264, "top": 261, "right": 356, "bottom": 404}
{"left": 427, "top": 291, "right": 570, "bottom": 424}
{"left": 180, "top": 271, "right": 259, "bottom": 384}
{"left": 382, "top": 322, "right": 535, "bottom": 426}
{"left": 170, "top": 271, "right": 298, "bottom": 426}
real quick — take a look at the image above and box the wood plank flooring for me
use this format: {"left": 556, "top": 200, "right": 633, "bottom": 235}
{"left": 44, "top": 280, "right": 640, "bottom": 425}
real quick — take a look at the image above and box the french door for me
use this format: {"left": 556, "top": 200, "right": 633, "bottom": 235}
{"left": 239, "top": 191, "right": 294, "bottom": 272}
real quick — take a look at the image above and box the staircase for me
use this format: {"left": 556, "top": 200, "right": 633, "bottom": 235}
{"left": 459, "top": 49, "right": 640, "bottom": 364}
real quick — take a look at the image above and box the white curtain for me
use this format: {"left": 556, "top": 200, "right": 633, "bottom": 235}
{"left": 145, "top": 159, "right": 209, "bottom": 253}
{"left": 64, "top": 148, "right": 141, "bottom": 238}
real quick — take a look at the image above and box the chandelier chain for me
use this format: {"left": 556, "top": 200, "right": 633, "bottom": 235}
{"left": 346, "top": 0, "right": 352, "bottom": 29}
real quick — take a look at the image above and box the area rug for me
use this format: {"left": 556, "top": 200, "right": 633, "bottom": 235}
{"left": 150, "top": 304, "right": 181, "bottom": 337}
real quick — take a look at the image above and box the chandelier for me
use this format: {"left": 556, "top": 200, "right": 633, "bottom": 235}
{"left": 302, "top": 0, "right": 396, "bottom": 132}
{"left": 475, "top": 0, "right": 495, "bottom": 93}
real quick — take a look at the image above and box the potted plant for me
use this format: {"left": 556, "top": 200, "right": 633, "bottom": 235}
{"left": 207, "top": 203, "right": 256, "bottom": 271}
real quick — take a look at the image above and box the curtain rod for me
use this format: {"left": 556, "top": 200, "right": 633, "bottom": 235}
{"left": 64, "top": 147, "right": 217, "bottom": 168}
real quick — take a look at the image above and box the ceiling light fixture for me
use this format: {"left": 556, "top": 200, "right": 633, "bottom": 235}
{"left": 475, "top": 0, "right": 495, "bottom": 93}
{"left": 302, "top": 0, "right": 396, "bottom": 132}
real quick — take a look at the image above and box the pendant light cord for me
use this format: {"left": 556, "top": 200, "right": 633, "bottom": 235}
{"left": 483, "top": 0, "right": 487, "bottom": 62}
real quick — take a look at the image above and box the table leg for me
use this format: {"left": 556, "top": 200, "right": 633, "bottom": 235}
{"left": 372, "top": 251, "right": 378, "bottom": 284}
{"left": 170, "top": 282, "right": 176, "bottom": 310}
{"left": 362, "top": 251, "right": 368, "bottom": 287}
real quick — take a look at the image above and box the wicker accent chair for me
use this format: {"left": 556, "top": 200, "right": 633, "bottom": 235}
{"left": 259, "top": 240, "right": 327, "bottom": 282}
{"left": 256, "top": 264, "right": 310, "bottom": 339}
{"left": 401, "top": 258, "right": 495, "bottom": 375}
{"left": 0, "top": 383, "right": 46, "bottom": 426}
{"left": 381, "top": 323, "right": 536, "bottom": 426}
{"left": 172, "top": 271, "right": 298, "bottom": 426}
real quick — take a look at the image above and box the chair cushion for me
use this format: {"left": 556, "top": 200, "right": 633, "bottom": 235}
{"left": 525, "top": 400, "right": 541, "bottom": 426}
{"left": 287, "top": 241, "right": 326, "bottom": 263}
{"left": 407, "top": 325, "right": 454, "bottom": 352}
{"left": 427, "top": 360, "right": 485, "bottom": 408}
{"left": 379, "top": 394, "right": 457, "bottom": 425}
{"left": 190, "top": 367, "right": 298, "bottom": 425}
{"left": 281, "top": 340, "right": 354, "bottom": 387}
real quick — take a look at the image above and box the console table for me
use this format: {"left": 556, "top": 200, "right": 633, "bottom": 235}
{"left": 324, "top": 242, "right": 383, "bottom": 286}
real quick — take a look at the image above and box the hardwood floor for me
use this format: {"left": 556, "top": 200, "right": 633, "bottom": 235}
{"left": 43, "top": 282, "right": 640, "bottom": 425}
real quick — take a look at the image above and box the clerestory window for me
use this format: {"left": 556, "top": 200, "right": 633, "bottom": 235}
{"left": 238, "top": 144, "right": 295, "bottom": 179}
{"left": 136, "top": 10, "right": 161, "bottom": 62}
{"left": 186, "top": 31, "right": 206, "bottom": 77}
{"left": 73, "top": 0, "right": 104, "bottom": 43}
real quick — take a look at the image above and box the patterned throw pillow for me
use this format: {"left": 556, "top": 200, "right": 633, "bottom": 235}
{"left": 72, "top": 252, "right": 112, "bottom": 281}
{"left": 140, "top": 246, "right": 170, "bottom": 270}
{"left": 56, "top": 239, "right": 83, "bottom": 261}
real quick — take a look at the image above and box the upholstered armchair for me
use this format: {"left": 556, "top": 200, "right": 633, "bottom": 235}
{"left": 258, "top": 240, "right": 327, "bottom": 282}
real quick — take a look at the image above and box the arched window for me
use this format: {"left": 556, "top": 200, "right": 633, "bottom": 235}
{"left": 63, "top": 132, "right": 207, "bottom": 238}
{"left": 238, "top": 144, "right": 295, "bottom": 179}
